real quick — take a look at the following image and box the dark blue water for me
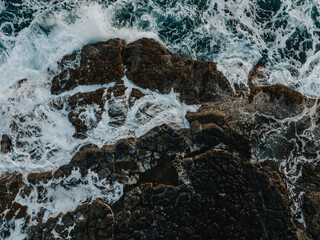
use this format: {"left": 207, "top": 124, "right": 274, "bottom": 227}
{"left": 1, "top": 1, "right": 320, "bottom": 237}
{"left": 1, "top": 0, "right": 320, "bottom": 94}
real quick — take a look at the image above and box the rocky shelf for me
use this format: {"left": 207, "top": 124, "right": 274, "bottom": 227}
{"left": 1, "top": 38, "right": 320, "bottom": 239}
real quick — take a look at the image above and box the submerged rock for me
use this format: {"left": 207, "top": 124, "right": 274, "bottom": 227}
{"left": 1, "top": 135, "right": 12, "bottom": 154}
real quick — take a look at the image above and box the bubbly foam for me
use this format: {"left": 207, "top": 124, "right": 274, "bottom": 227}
{"left": 250, "top": 99, "right": 320, "bottom": 224}
{"left": 0, "top": 1, "right": 191, "bottom": 176}
{"left": 1, "top": 0, "right": 320, "bottom": 237}
{"left": 1, "top": 169, "right": 123, "bottom": 239}
{"left": 0, "top": 1, "right": 5, "bottom": 14}
{"left": 108, "top": 0, "right": 320, "bottom": 94}
{"left": 0, "top": 76, "right": 197, "bottom": 175}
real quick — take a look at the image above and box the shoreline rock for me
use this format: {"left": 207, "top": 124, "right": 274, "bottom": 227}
{"left": 1, "top": 38, "right": 318, "bottom": 239}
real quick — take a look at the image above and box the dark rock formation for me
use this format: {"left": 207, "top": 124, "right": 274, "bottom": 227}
{"left": 54, "top": 79, "right": 146, "bottom": 137}
{"left": 1, "top": 38, "right": 317, "bottom": 239}
{"left": 304, "top": 192, "right": 320, "bottom": 239}
{"left": 30, "top": 200, "right": 114, "bottom": 240}
{"left": 112, "top": 149, "right": 298, "bottom": 240}
{"left": 123, "top": 38, "right": 232, "bottom": 104}
{"left": 1, "top": 135, "right": 12, "bottom": 153}
{"left": 250, "top": 84, "right": 305, "bottom": 105}
{"left": 68, "top": 88, "right": 106, "bottom": 138}
{"left": 23, "top": 126, "right": 299, "bottom": 239}
{"left": 51, "top": 39, "right": 125, "bottom": 94}
{"left": 51, "top": 38, "right": 232, "bottom": 104}
{"left": 0, "top": 119, "right": 302, "bottom": 239}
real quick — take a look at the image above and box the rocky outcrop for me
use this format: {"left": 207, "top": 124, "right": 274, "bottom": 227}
{"left": 52, "top": 79, "right": 145, "bottom": 137}
{"left": 29, "top": 200, "right": 115, "bottom": 240}
{"left": 51, "top": 38, "right": 232, "bottom": 104}
{"left": 0, "top": 116, "right": 302, "bottom": 239}
{"left": 110, "top": 149, "right": 298, "bottom": 240}
{"left": 24, "top": 133, "right": 299, "bottom": 239}
{"left": 51, "top": 39, "right": 126, "bottom": 94}
{"left": 1, "top": 38, "right": 318, "bottom": 239}
{"left": 123, "top": 38, "right": 232, "bottom": 104}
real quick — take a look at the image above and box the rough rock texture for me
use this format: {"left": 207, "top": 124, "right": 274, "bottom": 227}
{"left": 1, "top": 135, "right": 12, "bottom": 153}
{"left": 23, "top": 123, "right": 299, "bottom": 239}
{"left": 304, "top": 192, "right": 320, "bottom": 239}
{"left": 0, "top": 172, "right": 24, "bottom": 238}
{"left": 54, "top": 79, "right": 145, "bottom": 137}
{"left": 1, "top": 38, "right": 317, "bottom": 239}
{"left": 123, "top": 38, "right": 232, "bottom": 104}
{"left": 68, "top": 88, "right": 106, "bottom": 138}
{"left": 113, "top": 149, "right": 298, "bottom": 240}
{"left": 51, "top": 39, "right": 125, "bottom": 94}
{"left": 0, "top": 172, "right": 23, "bottom": 216}
{"left": 300, "top": 163, "right": 320, "bottom": 191}
{"left": 51, "top": 38, "right": 232, "bottom": 104}
{"left": 1, "top": 120, "right": 302, "bottom": 239}
{"left": 30, "top": 200, "right": 114, "bottom": 240}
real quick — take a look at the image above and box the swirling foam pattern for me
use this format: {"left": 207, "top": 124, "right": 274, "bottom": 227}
{"left": 0, "top": 0, "right": 320, "bottom": 237}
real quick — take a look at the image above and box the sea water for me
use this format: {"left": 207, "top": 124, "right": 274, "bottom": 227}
{"left": 1, "top": 0, "right": 320, "bottom": 238}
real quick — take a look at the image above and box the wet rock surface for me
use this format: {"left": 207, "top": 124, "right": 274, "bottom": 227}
{"left": 51, "top": 39, "right": 125, "bottom": 94}
{"left": 112, "top": 149, "right": 299, "bottom": 240}
{"left": 1, "top": 38, "right": 319, "bottom": 239}
{"left": 123, "top": 38, "right": 232, "bottom": 104}
{"left": 29, "top": 200, "right": 115, "bottom": 240}
{"left": 0, "top": 121, "right": 304, "bottom": 239}
{"left": 16, "top": 125, "right": 299, "bottom": 239}
{"left": 304, "top": 192, "right": 320, "bottom": 239}
{"left": 51, "top": 38, "right": 232, "bottom": 104}
{"left": 1, "top": 135, "right": 12, "bottom": 153}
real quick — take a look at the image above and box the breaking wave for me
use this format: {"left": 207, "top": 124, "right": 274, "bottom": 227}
{"left": 1, "top": 0, "right": 320, "bottom": 237}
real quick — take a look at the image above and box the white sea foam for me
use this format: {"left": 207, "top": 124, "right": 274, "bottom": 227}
{"left": 1, "top": 0, "right": 320, "bottom": 237}
{"left": 0, "top": 1, "right": 158, "bottom": 88}
{"left": 117, "top": 0, "right": 320, "bottom": 95}
{"left": 2, "top": 169, "right": 123, "bottom": 239}
{"left": 0, "top": 76, "right": 197, "bottom": 175}
{"left": 0, "top": 2, "right": 198, "bottom": 237}
{"left": 0, "top": 1, "right": 192, "bottom": 176}
{"left": 0, "top": 1, "right": 5, "bottom": 14}
{"left": 250, "top": 99, "right": 320, "bottom": 223}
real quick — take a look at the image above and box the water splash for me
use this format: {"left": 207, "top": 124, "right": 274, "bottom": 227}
{"left": 0, "top": 169, "right": 123, "bottom": 239}
{"left": 250, "top": 99, "right": 320, "bottom": 223}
